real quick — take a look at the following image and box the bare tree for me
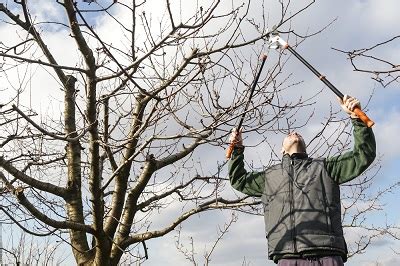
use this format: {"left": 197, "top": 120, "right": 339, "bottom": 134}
{"left": 0, "top": 0, "right": 396, "bottom": 265}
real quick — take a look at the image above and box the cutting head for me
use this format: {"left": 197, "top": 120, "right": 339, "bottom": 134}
{"left": 267, "top": 29, "right": 288, "bottom": 50}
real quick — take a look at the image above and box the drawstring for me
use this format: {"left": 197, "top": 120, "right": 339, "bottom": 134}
{"left": 305, "top": 257, "right": 324, "bottom": 266}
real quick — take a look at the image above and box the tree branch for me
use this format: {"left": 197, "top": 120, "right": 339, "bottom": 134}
{"left": 0, "top": 172, "right": 94, "bottom": 234}
{"left": 0, "top": 157, "right": 66, "bottom": 198}
{"left": 120, "top": 197, "right": 259, "bottom": 249}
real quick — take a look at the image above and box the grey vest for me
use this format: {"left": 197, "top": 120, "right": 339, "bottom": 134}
{"left": 261, "top": 154, "right": 347, "bottom": 260}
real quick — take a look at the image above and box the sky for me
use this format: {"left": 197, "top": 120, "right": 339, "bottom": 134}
{"left": 0, "top": 0, "right": 400, "bottom": 265}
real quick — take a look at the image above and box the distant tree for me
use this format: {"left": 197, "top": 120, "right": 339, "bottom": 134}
{"left": 0, "top": 0, "right": 397, "bottom": 265}
{"left": 340, "top": 163, "right": 400, "bottom": 258}
{"left": 0, "top": 225, "right": 66, "bottom": 266}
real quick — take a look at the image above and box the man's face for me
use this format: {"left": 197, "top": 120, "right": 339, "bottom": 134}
{"left": 281, "top": 132, "right": 306, "bottom": 154}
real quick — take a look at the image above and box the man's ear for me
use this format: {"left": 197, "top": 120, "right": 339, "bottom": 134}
{"left": 281, "top": 147, "right": 285, "bottom": 155}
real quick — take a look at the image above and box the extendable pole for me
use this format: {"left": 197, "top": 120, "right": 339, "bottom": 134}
{"left": 226, "top": 54, "right": 268, "bottom": 159}
{"left": 285, "top": 46, "right": 343, "bottom": 99}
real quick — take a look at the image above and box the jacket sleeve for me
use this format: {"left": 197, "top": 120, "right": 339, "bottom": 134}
{"left": 326, "top": 118, "right": 376, "bottom": 184}
{"left": 228, "top": 147, "right": 265, "bottom": 197}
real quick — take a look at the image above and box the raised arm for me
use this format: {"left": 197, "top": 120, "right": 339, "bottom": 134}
{"left": 227, "top": 129, "right": 265, "bottom": 197}
{"left": 326, "top": 95, "right": 376, "bottom": 184}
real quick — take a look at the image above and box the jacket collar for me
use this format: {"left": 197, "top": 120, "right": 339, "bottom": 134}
{"left": 290, "top": 153, "right": 308, "bottom": 160}
{"left": 282, "top": 153, "right": 309, "bottom": 164}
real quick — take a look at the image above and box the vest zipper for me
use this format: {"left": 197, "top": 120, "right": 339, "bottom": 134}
{"left": 289, "top": 158, "right": 298, "bottom": 253}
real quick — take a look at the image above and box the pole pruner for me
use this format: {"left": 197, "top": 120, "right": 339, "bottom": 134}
{"left": 267, "top": 31, "right": 375, "bottom": 128}
{"left": 225, "top": 54, "right": 268, "bottom": 159}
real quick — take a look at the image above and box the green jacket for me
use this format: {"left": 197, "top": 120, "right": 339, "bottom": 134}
{"left": 228, "top": 119, "right": 376, "bottom": 262}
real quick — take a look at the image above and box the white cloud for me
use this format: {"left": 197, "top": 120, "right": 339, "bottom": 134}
{"left": 374, "top": 110, "right": 400, "bottom": 159}
{"left": 356, "top": 0, "right": 400, "bottom": 34}
{"left": 350, "top": 251, "right": 400, "bottom": 266}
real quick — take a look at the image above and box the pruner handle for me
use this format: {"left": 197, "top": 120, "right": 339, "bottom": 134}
{"left": 353, "top": 106, "right": 374, "bottom": 127}
{"left": 225, "top": 142, "right": 235, "bottom": 159}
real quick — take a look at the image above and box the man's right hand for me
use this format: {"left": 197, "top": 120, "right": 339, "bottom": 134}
{"left": 338, "top": 94, "right": 361, "bottom": 119}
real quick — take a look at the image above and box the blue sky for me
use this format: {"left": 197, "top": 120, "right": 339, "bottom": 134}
{"left": 0, "top": 0, "right": 399, "bottom": 265}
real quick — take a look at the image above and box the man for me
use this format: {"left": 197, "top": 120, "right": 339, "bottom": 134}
{"left": 228, "top": 95, "right": 376, "bottom": 265}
